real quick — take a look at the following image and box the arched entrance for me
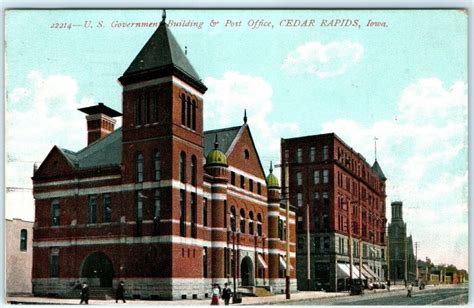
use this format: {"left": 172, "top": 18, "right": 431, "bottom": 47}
{"left": 81, "top": 252, "right": 114, "bottom": 287}
{"left": 241, "top": 256, "right": 254, "bottom": 286}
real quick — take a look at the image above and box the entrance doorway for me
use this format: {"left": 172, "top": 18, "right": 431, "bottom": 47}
{"left": 81, "top": 252, "right": 114, "bottom": 287}
{"left": 240, "top": 256, "right": 254, "bottom": 286}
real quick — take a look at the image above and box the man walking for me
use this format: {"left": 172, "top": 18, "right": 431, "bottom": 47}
{"left": 80, "top": 282, "right": 90, "bottom": 304}
{"left": 222, "top": 283, "right": 232, "bottom": 305}
{"left": 115, "top": 281, "right": 126, "bottom": 303}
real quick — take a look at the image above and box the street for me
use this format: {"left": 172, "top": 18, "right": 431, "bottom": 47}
{"left": 269, "top": 285, "right": 468, "bottom": 305}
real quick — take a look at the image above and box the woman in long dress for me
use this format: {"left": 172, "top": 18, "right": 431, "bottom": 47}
{"left": 211, "top": 284, "right": 220, "bottom": 305}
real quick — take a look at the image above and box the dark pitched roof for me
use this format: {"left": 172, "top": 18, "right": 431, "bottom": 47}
{"left": 203, "top": 126, "right": 241, "bottom": 157}
{"left": 119, "top": 20, "right": 206, "bottom": 92}
{"left": 371, "top": 159, "right": 387, "bottom": 181}
{"left": 60, "top": 128, "right": 122, "bottom": 169}
{"left": 78, "top": 102, "right": 122, "bottom": 117}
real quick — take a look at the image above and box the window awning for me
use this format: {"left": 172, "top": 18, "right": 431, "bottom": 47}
{"left": 279, "top": 256, "right": 294, "bottom": 270}
{"left": 338, "top": 264, "right": 365, "bottom": 279}
{"left": 353, "top": 265, "right": 367, "bottom": 280}
{"left": 257, "top": 254, "right": 268, "bottom": 269}
{"left": 363, "top": 265, "right": 378, "bottom": 280}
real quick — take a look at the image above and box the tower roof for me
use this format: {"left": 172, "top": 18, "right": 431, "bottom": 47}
{"left": 372, "top": 159, "right": 387, "bottom": 181}
{"left": 119, "top": 17, "right": 207, "bottom": 92}
{"left": 205, "top": 135, "right": 228, "bottom": 167}
{"left": 266, "top": 161, "right": 280, "bottom": 189}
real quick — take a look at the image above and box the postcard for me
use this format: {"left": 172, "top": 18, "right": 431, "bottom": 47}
{"left": 4, "top": 9, "right": 468, "bottom": 305}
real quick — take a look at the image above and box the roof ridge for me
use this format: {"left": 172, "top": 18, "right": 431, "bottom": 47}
{"left": 76, "top": 127, "right": 122, "bottom": 156}
{"left": 204, "top": 125, "right": 242, "bottom": 134}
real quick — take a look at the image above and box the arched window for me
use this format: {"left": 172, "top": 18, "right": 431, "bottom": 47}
{"left": 186, "top": 96, "right": 192, "bottom": 128}
{"left": 179, "top": 152, "right": 186, "bottom": 182}
{"left": 135, "top": 96, "right": 142, "bottom": 126}
{"left": 143, "top": 94, "right": 149, "bottom": 124}
{"left": 230, "top": 207, "right": 236, "bottom": 232}
{"left": 136, "top": 153, "right": 144, "bottom": 183}
{"left": 257, "top": 213, "right": 262, "bottom": 236}
{"left": 181, "top": 94, "right": 186, "bottom": 125}
{"left": 151, "top": 92, "right": 158, "bottom": 123}
{"left": 191, "top": 155, "right": 197, "bottom": 186}
{"left": 240, "top": 209, "right": 246, "bottom": 233}
{"left": 249, "top": 211, "right": 254, "bottom": 235}
{"left": 20, "top": 229, "right": 27, "bottom": 251}
{"left": 191, "top": 100, "right": 197, "bottom": 130}
{"left": 154, "top": 151, "right": 161, "bottom": 181}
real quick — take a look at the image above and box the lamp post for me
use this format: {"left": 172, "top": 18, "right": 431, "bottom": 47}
{"left": 230, "top": 226, "right": 240, "bottom": 304}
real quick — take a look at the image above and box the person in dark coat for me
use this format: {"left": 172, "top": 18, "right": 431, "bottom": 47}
{"left": 222, "top": 283, "right": 232, "bottom": 306}
{"left": 116, "top": 281, "right": 126, "bottom": 303}
{"left": 80, "top": 282, "right": 90, "bottom": 304}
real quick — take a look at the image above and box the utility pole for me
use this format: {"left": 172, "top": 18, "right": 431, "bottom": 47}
{"left": 415, "top": 242, "right": 419, "bottom": 282}
{"left": 306, "top": 203, "right": 311, "bottom": 291}
{"left": 284, "top": 156, "right": 291, "bottom": 299}
{"left": 359, "top": 204, "right": 362, "bottom": 281}
{"left": 386, "top": 226, "right": 390, "bottom": 283}
{"left": 404, "top": 236, "right": 408, "bottom": 285}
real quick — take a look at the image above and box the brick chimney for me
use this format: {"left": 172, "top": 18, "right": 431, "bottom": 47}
{"left": 78, "top": 102, "right": 122, "bottom": 145}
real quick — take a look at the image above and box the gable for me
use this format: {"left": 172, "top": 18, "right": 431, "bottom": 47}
{"left": 33, "top": 146, "right": 75, "bottom": 179}
{"left": 226, "top": 125, "right": 266, "bottom": 180}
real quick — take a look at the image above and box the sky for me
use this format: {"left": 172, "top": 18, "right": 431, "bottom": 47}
{"left": 4, "top": 9, "right": 468, "bottom": 270}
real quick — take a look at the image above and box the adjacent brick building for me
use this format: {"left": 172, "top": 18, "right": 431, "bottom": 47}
{"left": 31, "top": 15, "right": 296, "bottom": 300}
{"left": 281, "top": 133, "right": 387, "bottom": 291}
{"left": 6, "top": 218, "right": 34, "bottom": 296}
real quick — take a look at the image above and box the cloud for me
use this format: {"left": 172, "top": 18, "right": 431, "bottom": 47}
{"left": 204, "top": 71, "right": 300, "bottom": 170}
{"left": 321, "top": 78, "right": 468, "bottom": 269}
{"left": 281, "top": 40, "right": 363, "bottom": 78}
{"left": 6, "top": 71, "right": 98, "bottom": 219}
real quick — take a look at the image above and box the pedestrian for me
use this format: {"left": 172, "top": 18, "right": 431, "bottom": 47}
{"left": 210, "top": 284, "right": 220, "bottom": 305}
{"left": 80, "top": 282, "right": 90, "bottom": 304}
{"left": 387, "top": 280, "right": 391, "bottom": 292}
{"left": 222, "top": 283, "right": 232, "bottom": 305}
{"left": 115, "top": 281, "right": 126, "bottom": 303}
{"left": 407, "top": 283, "right": 413, "bottom": 298}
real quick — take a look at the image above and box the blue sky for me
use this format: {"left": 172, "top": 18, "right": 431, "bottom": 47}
{"left": 5, "top": 9, "right": 468, "bottom": 270}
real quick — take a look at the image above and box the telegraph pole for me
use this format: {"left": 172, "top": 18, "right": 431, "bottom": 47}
{"left": 306, "top": 203, "right": 311, "bottom": 291}
{"left": 284, "top": 157, "right": 291, "bottom": 299}
{"left": 404, "top": 237, "right": 408, "bottom": 285}
{"left": 415, "top": 242, "right": 419, "bottom": 282}
{"left": 386, "top": 226, "right": 390, "bottom": 283}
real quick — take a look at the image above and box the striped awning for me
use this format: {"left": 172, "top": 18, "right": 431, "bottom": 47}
{"left": 257, "top": 254, "right": 268, "bottom": 269}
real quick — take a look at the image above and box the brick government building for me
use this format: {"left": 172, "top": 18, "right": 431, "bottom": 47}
{"left": 31, "top": 14, "right": 297, "bottom": 300}
{"left": 281, "top": 134, "right": 387, "bottom": 292}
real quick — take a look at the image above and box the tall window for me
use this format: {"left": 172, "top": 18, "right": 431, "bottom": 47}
{"left": 50, "top": 249, "right": 59, "bottom": 278}
{"left": 191, "top": 155, "right": 197, "bottom": 186}
{"left": 323, "top": 145, "right": 329, "bottom": 160}
{"left": 136, "top": 153, "right": 144, "bottom": 183}
{"left": 191, "top": 193, "right": 197, "bottom": 238}
{"left": 203, "top": 198, "right": 208, "bottom": 227}
{"left": 143, "top": 94, "right": 149, "bottom": 124}
{"left": 240, "top": 175, "right": 245, "bottom": 189}
{"left": 314, "top": 170, "right": 320, "bottom": 184}
{"left": 297, "top": 172, "right": 303, "bottom": 186}
{"left": 323, "top": 192, "right": 329, "bottom": 208}
{"left": 223, "top": 200, "right": 227, "bottom": 228}
{"left": 186, "top": 96, "right": 192, "bottom": 127}
{"left": 257, "top": 213, "right": 262, "bottom": 236}
{"left": 203, "top": 247, "right": 208, "bottom": 278}
{"left": 297, "top": 148, "right": 303, "bottom": 163}
{"left": 180, "top": 189, "right": 186, "bottom": 237}
{"left": 323, "top": 170, "right": 329, "bottom": 184}
{"left": 191, "top": 100, "right": 197, "bottom": 130}
{"left": 240, "top": 209, "right": 246, "bottom": 233}
{"left": 297, "top": 193, "right": 303, "bottom": 207}
{"left": 88, "top": 195, "right": 97, "bottom": 224}
{"left": 103, "top": 194, "right": 111, "bottom": 223}
{"left": 136, "top": 192, "right": 143, "bottom": 233}
{"left": 231, "top": 172, "right": 236, "bottom": 185}
{"left": 257, "top": 183, "right": 262, "bottom": 195}
{"left": 135, "top": 96, "right": 142, "bottom": 126}
{"left": 230, "top": 206, "right": 236, "bottom": 232}
{"left": 249, "top": 179, "right": 254, "bottom": 192}
{"left": 248, "top": 211, "right": 254, "bottom": 235}
{"left": 51, "top": 199, "right": 60, "bottom": 226}
{"left": 181, "top": 94, "right": 186, "bottom": 125}
{"left": 154, "top": 152, "right": 161, "bottom": 181}
{"left": 151, "top": 92, "right": 158, "bottom": 123}
{"left": 310, "top": 146, "right": 316, "bottom": 162}
{"left": 20, "top": 229, "right": 27, "bottom": 251}
{"left": 154, "top": 189, "right": 161, "bottom": 221}
{"left": 278, "top": 218, "right": 283, "bottom": 240}
{"left": 179, "top": 152, "right": 186, "bottom": 182}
